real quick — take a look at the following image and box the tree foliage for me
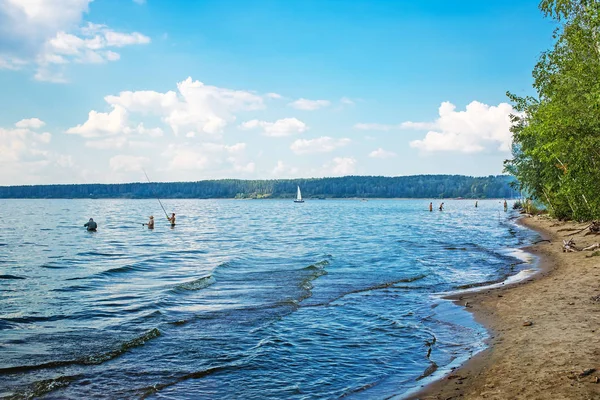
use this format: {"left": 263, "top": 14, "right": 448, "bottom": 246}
{"left": 505, "top": 0, "right": 600, "bottom": 220}
{"left": 0, "top": 175, "right": 517, "bottom": 199}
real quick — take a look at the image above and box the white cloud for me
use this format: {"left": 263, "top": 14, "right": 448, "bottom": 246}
{"left": 408, "top": 101, "right": 516, "bottom": 153}
{"left": 239, "top": 117, "right": 307, "bottom": 137}
{"left": 290, "top": 136, "right": 351, "bottom": 155}
{"left": 67, "top": 105, "right": 163, "bottom": 139}
{"left": 324, "top": 157, "right": 357, "bottom": 176}
{"left": 162, "top": 142, "right": 248, "bottom": 173}
{"left": 103, "top": 77, "right": 265, "bottom": 135}
{"left": 0, "top": 2, "right": 151, "bottom": 82}
{"left": 289, "top": 98, "right": 330, "bottom": 111}
{"left": 232, "top": 161, "right": 255, "bottom": 173}
{"left": 66, "top": 105, "right": 129, "bottom": 138}
{"left": 265, "top": 92, "right": 282, "bottom": 99}
{"left": 340, "top": 97, "right": 355, "bottom": 106}
{"left": 0, "top": 120, "right": 56, "bottom": 183}
{"left": 272, "top": 160, "right": 299, "bottom": 177}
{"left": 369, "top": 148, "right": 396, "bottom": 159}
{"left": 15, "top": 118, "right": 46, "bottom": 129}
{"left": 109, "top": 155, "right": 149, "bottom": 172}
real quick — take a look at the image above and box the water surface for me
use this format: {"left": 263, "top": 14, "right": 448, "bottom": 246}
{"left": 0, "top": 199, "right": 535, "bottom": 399}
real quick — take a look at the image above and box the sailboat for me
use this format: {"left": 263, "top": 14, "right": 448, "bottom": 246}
{"left": 294, "top": 185, "right": 304, "bottom": 203}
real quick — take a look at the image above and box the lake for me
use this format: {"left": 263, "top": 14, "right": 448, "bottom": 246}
{"left": 0, "top": 199, "right": 536, "bottom": 399}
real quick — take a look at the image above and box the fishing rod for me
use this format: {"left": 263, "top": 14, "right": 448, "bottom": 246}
{"left": 142, "top": 169, "right": 170, "bottom": 220}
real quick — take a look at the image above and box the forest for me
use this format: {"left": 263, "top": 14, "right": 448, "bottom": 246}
{"left": 505, "top": 0, "right": 600, "bottom": 220}
{"left": 0, "top": 175, "right": 517, "bottom": 199}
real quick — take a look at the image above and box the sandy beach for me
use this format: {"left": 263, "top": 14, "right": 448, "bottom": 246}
{"left": 409, "top": 215, "right": 600, "bottom": 400}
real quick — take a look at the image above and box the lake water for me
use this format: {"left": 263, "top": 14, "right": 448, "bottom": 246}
{"left": 0, "top": 199, "right": 537, "bottom": 399}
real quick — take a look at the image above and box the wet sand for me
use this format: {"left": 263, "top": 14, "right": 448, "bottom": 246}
{"left": 408, "top": 215, "right": 600, "bottom": 400}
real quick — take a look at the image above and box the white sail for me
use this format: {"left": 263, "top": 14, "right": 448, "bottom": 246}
{"left": 296, "top": 185, "right": 302, "bottom": 201}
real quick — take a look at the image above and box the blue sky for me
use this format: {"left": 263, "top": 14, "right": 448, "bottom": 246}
{"left": 0, "top": 0, "right": 554, "bottom": 184}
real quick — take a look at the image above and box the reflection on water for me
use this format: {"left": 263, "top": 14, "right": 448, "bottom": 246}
{"left": 0, "top": 199, "right": 535, "bottom": 399}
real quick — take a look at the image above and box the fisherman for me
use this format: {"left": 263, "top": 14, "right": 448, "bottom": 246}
{"left": 429, "top": 202, "right": 433, "bottom": 212}
{"left": 503, "top": 199, "right": 508, "bottom": 212}
{"left": 167, "top": 213, "right": 176, "bottom": 227}
{"left": 143, "top": 216, "right": 154, "bottom": 229}
{"left": 439, "top": 202, "right": 444, "bottom": 211}
{"left": 84, "top": 218, "right": 97, "bottom": 231}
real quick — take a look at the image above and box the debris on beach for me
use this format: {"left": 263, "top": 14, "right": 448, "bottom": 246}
{"left": 579, "top": 368, "right": 596, "bottom": 378}
{"left": 522, "top": 321, "right": 533, "bottom": 326}
{"left": 562, "top": 238, "right": 599, "bottom": 252}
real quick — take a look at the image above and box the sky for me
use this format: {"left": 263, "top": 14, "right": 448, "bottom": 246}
{"left": 0, "top": 0, "right": 555, "bottom": 185}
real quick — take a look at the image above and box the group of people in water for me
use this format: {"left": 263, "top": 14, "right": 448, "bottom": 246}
{"left": 84, "top": 199, "right": 512, "bottom": 231}
{"left": 429, "top": 200, "right": 509, "bottom": 212}
{"left": 84, "top": 213, "right": 176, "bottom": 231}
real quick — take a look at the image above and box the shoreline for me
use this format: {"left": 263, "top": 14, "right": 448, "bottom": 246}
{"left": 405, "top": 215, "right": 600, "bottom": 399}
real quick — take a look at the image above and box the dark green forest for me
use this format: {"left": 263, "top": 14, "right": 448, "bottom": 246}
{"left": 0, "top": 175, "right": 517, "bottom": 199}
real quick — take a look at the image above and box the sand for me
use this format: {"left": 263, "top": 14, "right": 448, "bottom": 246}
{"left": 408, "top": 215, "right": 600, "bottom": 400}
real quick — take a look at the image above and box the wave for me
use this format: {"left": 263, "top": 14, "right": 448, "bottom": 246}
{"left": 171, "top": 275, "right": 216, "bottom": 292}
{"left": 0, "top": 328, "right": 160, "bottom": 375}
{"left": 303, "top": 274, "right": 428, "bottom": 308}
{"left": 0, "top": 275, "right": 25, "bottom": 280}
{"left": 76, "top": 251, "right": 127, "bottom": 257}
{"left": 139, "top": 362, "right": 244, "bottom": 399}
{"left": 6, "top": 375, "right": 80, "bottom": 400}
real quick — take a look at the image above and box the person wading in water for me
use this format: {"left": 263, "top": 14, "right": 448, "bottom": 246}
{"left": 143, "top": 216, "right": 154, "bottom": 229}
{"left": 439, "top": 202, "right": 444, "bottom": 211}
{"left": 167, "top": 213, "right": 176, "bottom": 227}
{"left": 84, "top": 218, "right": 97, "bottom": 231}
{"left": 429, "top": 202, "right": 433, "bottom": 212}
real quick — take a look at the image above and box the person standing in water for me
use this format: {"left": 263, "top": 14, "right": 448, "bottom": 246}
{"left": 84, "top": 218, "right": 97, "bottom": 231}
{"left": 167, "top": 213, "right": 176, "bottom": 227}
{"left": 503, "top": 200, "right": 508, "bottom": 212}
{"left": 429, "top": 202, "right": 433, "bottom": 212}
{"left": 439, "top": 202, "right": 444, "bottom": 211}
{"left": 475, "top": 201, "right": 478, "bottom": 208}
{"left": 143, "top": 216, "right": 154, "bottom": 229}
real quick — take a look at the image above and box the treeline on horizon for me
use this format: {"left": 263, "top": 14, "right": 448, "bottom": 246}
{"left": 505, "top": 0, "right": 600, "bottom": 220}
{"left": 0, "top": 175, "right": 518, "bottom": 199}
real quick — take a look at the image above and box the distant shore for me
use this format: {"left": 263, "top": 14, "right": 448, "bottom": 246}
{"left": 407, "top": 216, "right": 600, "bottom": 399}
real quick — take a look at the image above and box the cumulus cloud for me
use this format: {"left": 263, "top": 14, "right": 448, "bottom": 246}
{"left": 67, "top": 105, "right": 129, "bottom": 138}
{"left": 0, "top": 119, "right": 57, "bottom": 183}
{"left": 0, "top": 1, "right": 151, "bottom": 82}
{"left": 101, "top": 77, "right": 265, "bottom": 135}
{"left": 15, "top": 118, "right": 46, "bottom": 129}
{"left": 162, "top": 142, "right": 248, "bottom": 173}
{"left": 324, "top": 157, "right": 357, "bottom": 176}
{"left": 369, "top": 148, "right": 396, "bottom": 159}
{"left": 239, "top": 117, "right": 307, "bottom": 137}
{"left": 290, "top": 136, "right": 351, "bottom": 154}
{"left": 408, "top": 101, "right": 516, "bottom": 153}
{"left": 109, "top": 155, "right": 149, "bottom": 172}
{"left": 265, "top": 92, "right": 282, "bottom": 99}
{"left": 289, "top": 98, "right": 330, "bottom": 110}
{"left": 272, "top": 160, "right": 299, "bottom": 177}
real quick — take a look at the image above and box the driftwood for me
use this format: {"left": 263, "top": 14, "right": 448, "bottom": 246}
{"left": 563, "top": 239, "right": 581, "bottom": 252}
{"left": 562, "top": 238, "right": 599, "bottom": 252}
{"left": 565, "top": 224, "right": 593, "bottom": 237}
{"left": 582, "top": 243, "right": 600, "bottom": 251}
{"left": 589, "top": 221, "right": 600, "bottom": 234}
